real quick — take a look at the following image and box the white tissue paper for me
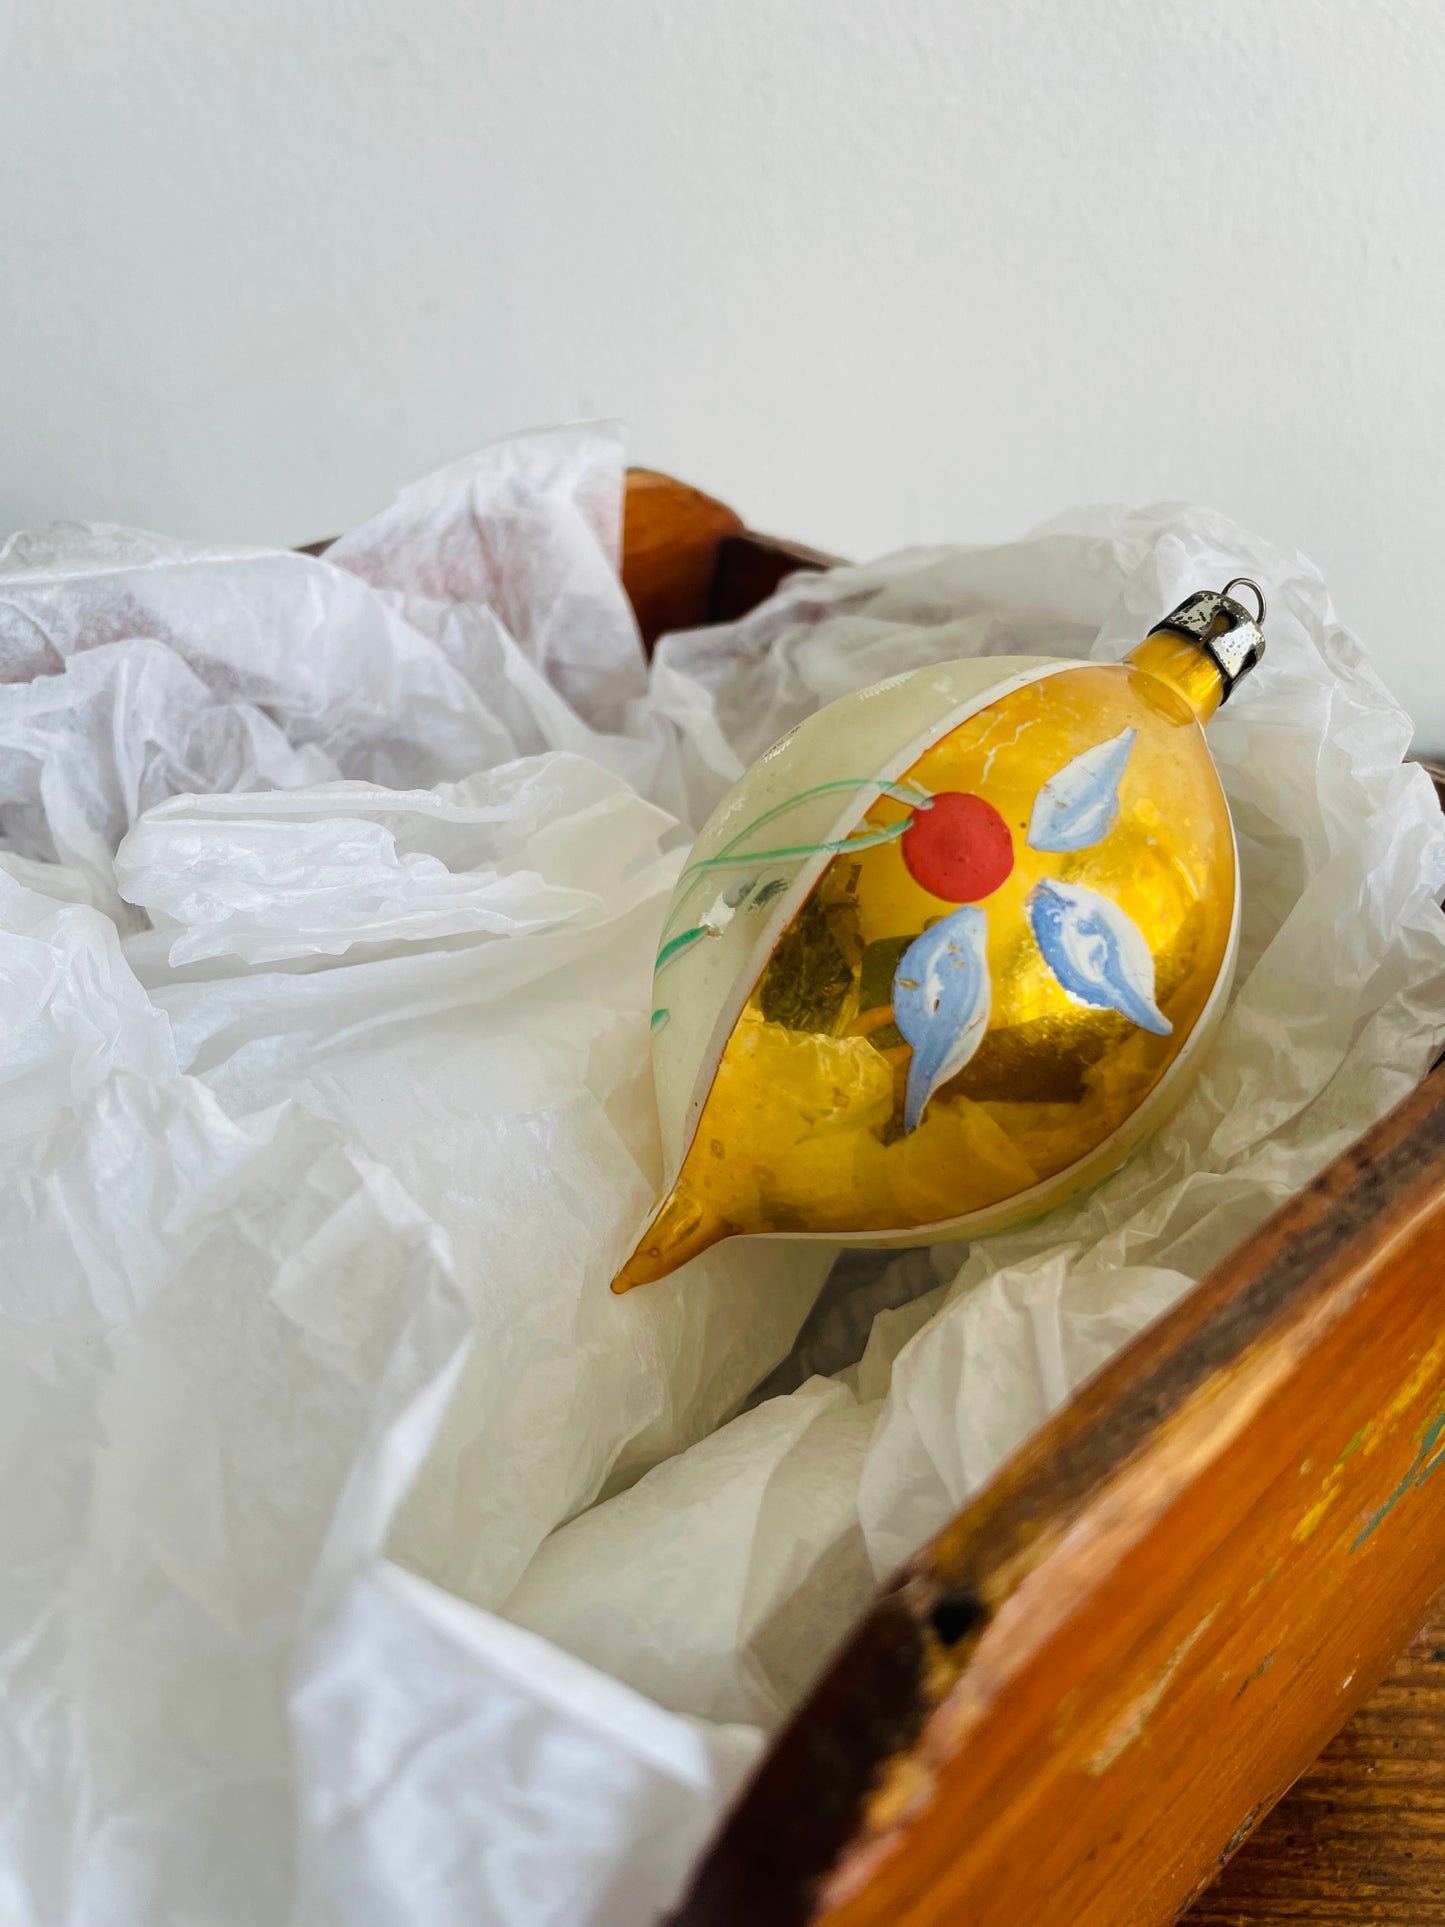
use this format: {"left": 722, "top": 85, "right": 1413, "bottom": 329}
{"left": 1, "top": 422, "right": 1442, "bottom": 1927}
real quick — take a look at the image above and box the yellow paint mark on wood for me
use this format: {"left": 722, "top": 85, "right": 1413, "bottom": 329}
{"left": 1294, "top": 1473, "right": 1345, "bottom": 1543}
{"left": 1293, "top": 1356, "right": 1445, "bottom": 1546}
{"left": 1365, "top": 1338, "right": 1445, "bottom": 1454}
{"left": 1294, "top": 1446, "right": 1359, "bottom": 1543}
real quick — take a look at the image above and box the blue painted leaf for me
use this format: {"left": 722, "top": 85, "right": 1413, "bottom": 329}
{"left": 1027, "top": 727, "right": 1137, "bottom": 853}
{"left": 1027, "top": 878, "right": 1171, "bottom": 1035}
{"left": 892, "top": 905, "right": 991, "bottom": 1134}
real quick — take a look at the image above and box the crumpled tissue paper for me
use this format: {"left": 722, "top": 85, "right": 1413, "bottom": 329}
{"left": 1, "top": 424, "right": 1442, "bottom": 1927}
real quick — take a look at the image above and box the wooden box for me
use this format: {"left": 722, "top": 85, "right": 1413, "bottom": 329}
{"left": 616, "top": 471, "right": 1445, "bottom": 1927}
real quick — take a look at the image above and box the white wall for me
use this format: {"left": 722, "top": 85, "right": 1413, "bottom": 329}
{"left": 5, "top": 0, "right": 1443, "bottom": 749}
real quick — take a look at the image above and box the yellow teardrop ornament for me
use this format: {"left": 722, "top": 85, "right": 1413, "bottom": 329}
{"left": 613, "top": 584, "right": 1267, "bottom": 1291}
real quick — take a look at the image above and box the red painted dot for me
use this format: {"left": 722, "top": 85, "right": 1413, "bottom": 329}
{"left": 900, "top": 791, "right": 1014, "bottom": 902}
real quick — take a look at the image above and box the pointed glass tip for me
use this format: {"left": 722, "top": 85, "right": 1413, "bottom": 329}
{"left": 610, "top": 1187, "right": 732, "bottom": 1292}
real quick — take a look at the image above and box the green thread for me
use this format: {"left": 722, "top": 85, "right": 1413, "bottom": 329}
{"left": 659, "top": 777, "right": 933, "bottom": 944}
{"left": 655, "top": 925, "right": 713, "bottom": 973}
{"left": 678, "top": 816, "right": 911, "bottom": 885}
{"left": 654, "top": 820, "right": 914, "bottom": 976}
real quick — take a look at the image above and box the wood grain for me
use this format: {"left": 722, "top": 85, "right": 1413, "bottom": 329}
{"left": 675, "top": 1065, "right": 1445, "bottom": 1927}
{"left": 1185, "top": 1588, "right": 1445, "bottom": 1923}
{"left": 617, "top": 468, "right": 745, "bottom": 649}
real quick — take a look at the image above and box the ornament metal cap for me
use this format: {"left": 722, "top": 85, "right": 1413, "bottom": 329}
{"left": 1148, "top": 578, "right": 1267, "bottom": 701}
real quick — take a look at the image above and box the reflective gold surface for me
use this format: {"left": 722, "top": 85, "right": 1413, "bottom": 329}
{"left": 614, "top": 650, "right": 1236, "bottom": 1290}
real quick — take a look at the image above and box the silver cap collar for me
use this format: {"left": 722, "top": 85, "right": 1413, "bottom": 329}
{"left": 1148, "top": 577, "right": 1267, "bottom": 700}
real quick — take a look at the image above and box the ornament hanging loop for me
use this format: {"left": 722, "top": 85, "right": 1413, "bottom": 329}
{"left": 1220, "top": 577, "right": 1267, "bottom": 626}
